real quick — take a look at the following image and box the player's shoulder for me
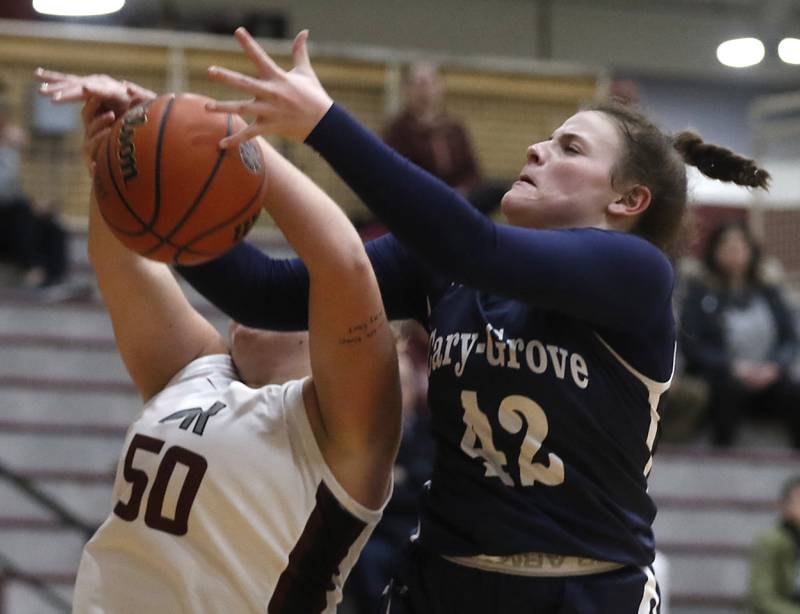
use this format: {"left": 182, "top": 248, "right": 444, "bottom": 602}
{"left": 574, "top": 228, "right": 674, "bottom": 289}
{"left": 577, "top": 227, "right": 670, "bottom": 258}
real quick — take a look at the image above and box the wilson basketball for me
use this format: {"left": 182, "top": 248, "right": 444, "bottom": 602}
{"left": 93, "top": 93, "right": 266, "bottom": 265}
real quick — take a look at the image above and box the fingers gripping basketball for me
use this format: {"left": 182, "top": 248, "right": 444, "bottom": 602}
{"left": 93, "top": 93, "right": 266, "bottom": 265}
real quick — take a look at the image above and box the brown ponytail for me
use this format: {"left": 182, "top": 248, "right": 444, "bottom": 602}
{"left": 672, "top": 130, "right": 770, "bottom": 189}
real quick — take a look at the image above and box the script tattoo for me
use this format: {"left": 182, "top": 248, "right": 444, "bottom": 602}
{"left": 339, "top": 310, "right": 386, "bottom": 345}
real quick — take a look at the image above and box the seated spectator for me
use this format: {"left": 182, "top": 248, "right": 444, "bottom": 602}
{"left": 0, "top": 85, "right": 70, "bottom": 292}
{"left": 749, "top": 475, "right": 800, "bottom": 613}
{"left": 679, "top": 220, "right": 800, "bottom": 447}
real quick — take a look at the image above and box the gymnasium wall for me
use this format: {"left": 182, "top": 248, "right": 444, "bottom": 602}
{"left": 0, "top": 20, "right": 598, "bottom": 221}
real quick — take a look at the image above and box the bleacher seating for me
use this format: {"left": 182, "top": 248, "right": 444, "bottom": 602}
{"left": 1, "top": 230, "right": 799, "bottom": 613}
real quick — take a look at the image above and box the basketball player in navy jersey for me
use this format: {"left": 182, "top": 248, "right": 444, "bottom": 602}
{"left": 36, "top": 73, "right": 401, "bottom": 613}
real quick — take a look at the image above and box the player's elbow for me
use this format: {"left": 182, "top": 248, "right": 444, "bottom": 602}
{"left": 316, "top": 246, "right": 373, "bottom": 281}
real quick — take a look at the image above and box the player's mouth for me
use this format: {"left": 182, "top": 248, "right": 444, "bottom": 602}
{"left": 515, "top": 174, "right": 536, "bottom": 187}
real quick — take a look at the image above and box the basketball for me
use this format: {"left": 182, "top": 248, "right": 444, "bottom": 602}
{"left": 92, "top": 93, "right": 266, "bottom": 266}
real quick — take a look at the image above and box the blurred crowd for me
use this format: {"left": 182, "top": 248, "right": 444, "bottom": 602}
{"left": 666, "top": 219, "right": 800, "bottom": 450}
{"left": 0, "top": 79, "right": 76, "bottom": 299}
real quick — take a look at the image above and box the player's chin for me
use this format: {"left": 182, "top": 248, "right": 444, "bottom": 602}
{"left": 500, "top": 191, "right": 535, "bottom": 227}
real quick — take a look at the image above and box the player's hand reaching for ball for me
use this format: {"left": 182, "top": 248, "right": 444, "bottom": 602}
{"left": 206, "top": 28, "right": 333, "bottom": 146}
{"left": 35, "top": 70, "right": 157, "bottom": 177}
{"left": 35, "top": 69, "right": 156, "bottom": 118}
{"left": 80, "top": 96, "right": 116, "bottom": 178}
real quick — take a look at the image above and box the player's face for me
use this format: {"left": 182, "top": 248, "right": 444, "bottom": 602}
{"left": 501, "top": 111, "right": 624, "bottom": 230}
{"left": 406, "top": 64, "right": 442, "bottom": 112}
{"left": 714, "top": 227, "right": 752, "bottom": 280}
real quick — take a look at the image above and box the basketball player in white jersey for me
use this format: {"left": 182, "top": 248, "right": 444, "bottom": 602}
{"left": 41, "top": 77, "right": 402, "bottom": 613}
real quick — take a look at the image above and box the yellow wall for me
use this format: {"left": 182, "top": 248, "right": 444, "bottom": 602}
{"left": 0, "top": 26, "right": 597, "bottom": 222}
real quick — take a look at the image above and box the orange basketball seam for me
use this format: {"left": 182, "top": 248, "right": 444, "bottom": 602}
{"left": 142, "top": 108, "right": 232, "bottom": 260}
{"left": 102, "top": 130, "right": 166, "bottom": 242}
{"left": 149, "top": 94, "right": 177, "bottom": 230}
{"left": 173, "top": 174, "right": 266, "bottom": 265}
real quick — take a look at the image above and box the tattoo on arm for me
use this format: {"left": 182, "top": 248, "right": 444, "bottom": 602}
{"left": 338, "top": 311, "right": 387, "bottom": 345}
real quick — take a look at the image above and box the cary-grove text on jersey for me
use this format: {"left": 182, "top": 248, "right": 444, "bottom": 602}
{"left": 427, "top": 323, "right": 590, "bottom": 389}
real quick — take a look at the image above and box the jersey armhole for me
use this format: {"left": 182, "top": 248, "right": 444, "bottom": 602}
{"left": 282, "top": 378, "right": 393, "bottom": 524}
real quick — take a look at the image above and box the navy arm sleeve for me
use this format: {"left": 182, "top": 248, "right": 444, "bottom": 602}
{"left": 306, "top": 104, "right": 674, "bottom": 333}
{"left": 177, "top": 233, "right": 432, "bottom": 330}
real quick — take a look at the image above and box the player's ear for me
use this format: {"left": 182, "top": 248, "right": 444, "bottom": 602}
{"left": 608, "top": 184, "right": 651, "bottom": 218}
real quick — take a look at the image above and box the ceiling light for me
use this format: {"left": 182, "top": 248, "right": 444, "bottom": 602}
{"left": 32, "top": 0, "right": 125, "bottom": 16}
{"left": 778, "top": 37, "right": 800, "bottom": 65}
{"left": 716, "top": 37, "right": 765, "bottom": 68}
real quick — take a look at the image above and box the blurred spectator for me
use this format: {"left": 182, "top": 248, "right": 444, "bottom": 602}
{"left": 660, "top": 258, "right": 711, "bottom": 443}
{"left": 0, "top": 86, "right": 70, "bottom": 292}
{"left": 345, "top": 322, "right": 433, "bottom": 614}
{"left": 679, "top": 220, "right": 800, "bottom": 447}
{"left": 382, "top": 62, "right": 512, "bottom": 220}
{"left": 609, "top": 78, "right": 641, "bottom": 106}
{"left": 384, "top": 62, "right": 481, "bottom": 197}
{"left": 748, "top": 475, "right": 800, "bottom": 613}
{"left": 659, "top": 352, "right": 710, "bottom": 443}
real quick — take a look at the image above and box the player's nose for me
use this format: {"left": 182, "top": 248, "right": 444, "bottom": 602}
{"left": 527, "top": 142, "right": 545, "bottom": 165}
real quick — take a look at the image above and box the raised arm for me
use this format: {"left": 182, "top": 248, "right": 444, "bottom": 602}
{"left": 257, "top": 134, "right": 401, "bottom": 508}
{"left": 305, "top": 105, "right": 674, "bottom": 330}
{"left": 35, "top": 67, "right": 431, "bottom": 334}
{"left": 81, "top": 96, "right": 226, "bottom": 402}
{"left": 176, "top": 233, "right": 432, "bottom": 331}
{"left": 207, "top": 29, "right": 673, "bottom": 333}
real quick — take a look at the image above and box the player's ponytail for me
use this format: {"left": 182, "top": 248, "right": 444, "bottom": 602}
{"left": 672, "top": 130, "right": 770, "bottom": 189}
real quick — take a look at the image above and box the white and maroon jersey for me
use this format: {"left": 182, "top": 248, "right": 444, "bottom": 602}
{"left": 73, "top": 354, "right": 387, "bottom": 614}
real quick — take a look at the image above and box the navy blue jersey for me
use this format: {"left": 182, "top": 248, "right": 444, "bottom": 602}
{"left": 178, "top": 106, "right": 676, "bottom": 567}
{"left": 419, "top": 280, "right": 673, "bottom": 565}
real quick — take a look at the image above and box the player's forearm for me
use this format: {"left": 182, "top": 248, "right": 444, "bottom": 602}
{"left": 258, "top": 138, "right": 368, "bottom": 279}
{"left": 87, "top": 192, "right": 166, "bottom": 291}
{"left": 304, "top": 104, "right": 496, "bottom": 281}
{"left": 256, "top": 142, "right": 401, "bottom": 466}
{"left": 89, "top": 193, "right": 222, "bottom": 398}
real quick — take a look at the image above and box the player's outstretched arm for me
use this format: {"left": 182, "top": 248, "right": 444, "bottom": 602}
{"left": 257, "top": 137, "right": 401, "bottom": 509}
{"left": 81, "top": 94, "right": 226, "bottom": 402}
{"left": 204, "top": 31, "right": 673, "bottom": 332}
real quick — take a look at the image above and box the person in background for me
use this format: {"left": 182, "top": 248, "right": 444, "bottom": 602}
{"left": 680, "top": 220, "right": 800, "bottom": 447}
{"left": 749, "top": 476, "right": 800, "bottom": 614}
{"left": 384, "top": 62, "right": 481, "bottom": 197}
{"left": 0, "top": 83, "right": 70, "bottom": 292}
{"left": 356, "top": 61, "right": 491, "bottom": 240}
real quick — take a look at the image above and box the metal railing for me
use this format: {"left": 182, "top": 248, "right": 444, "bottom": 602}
{"left": 0, "top": 459, "right": 95, "bottom": 613}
